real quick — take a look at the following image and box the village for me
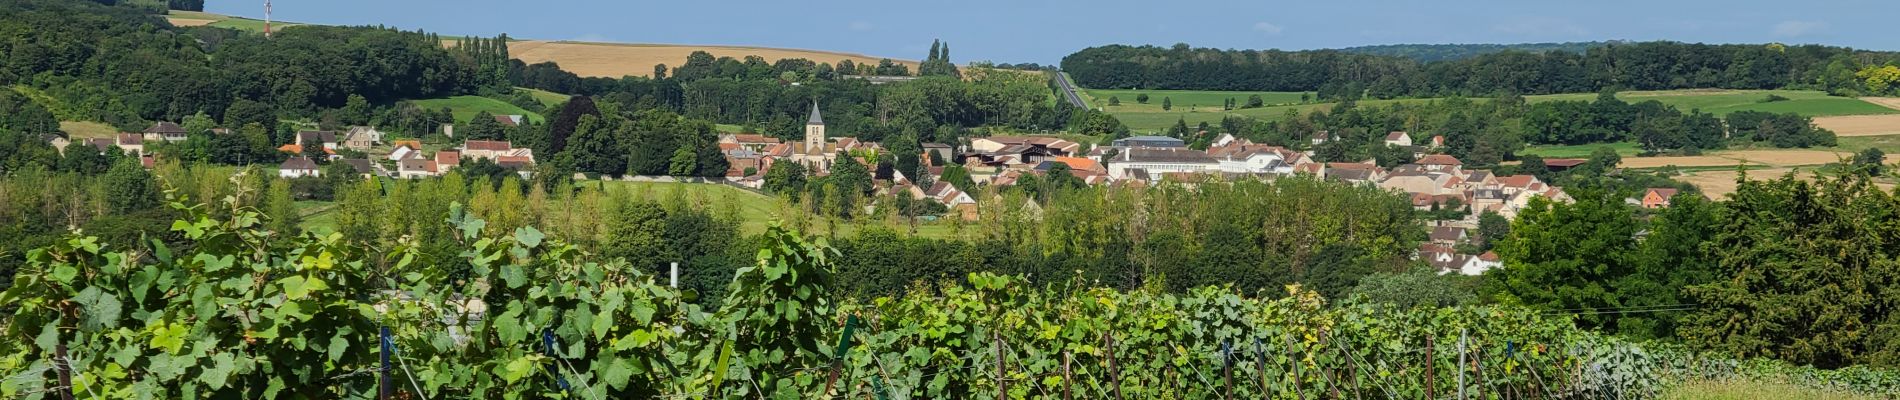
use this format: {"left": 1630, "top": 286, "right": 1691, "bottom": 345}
{"left": 51, "top": 102, "right": 1708, "bottom": 278}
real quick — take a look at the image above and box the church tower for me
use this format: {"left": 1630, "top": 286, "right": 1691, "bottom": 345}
{"left": 804, "top": 100, "right": 825, "bottom": 155}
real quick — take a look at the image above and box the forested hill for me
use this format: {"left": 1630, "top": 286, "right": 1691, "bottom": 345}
{"left": 1062, "top": 42, "right": 1900, "bottom": 98}
{"left": 1337, "top": 41, "right": 1609, "bottom": 62}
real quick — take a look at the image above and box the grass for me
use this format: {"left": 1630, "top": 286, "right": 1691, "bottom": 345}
{"left": 1836, "top": 134, "right": 1900, "bottom": 154}
{"left": 715, "top": 124, "right": 747, "bottom": 134}
{"left": 411, "top": 96, "right": 545, "bottom": 125}
{"left": 59, "top": 121, "right": 119, "bottom": 139}
{"left": 1082, "top": 89, "right": 1308, "bottom": 112}
{"left": 295, "top": 200, "right": 338, "bottom": 234}
{"left": 1526, "top": 89, "right": 1897, "bottom": 117}
{"left": 516, "top": 87, "right": 570, "bottom": 108}
{"left": 1517, "top": 142, "right": 1644, "bottom": 158}
{"left": 1105, "top": 97, "right": 1457, "bottom": 132}
{"left": 167, "top": 10, "right": 302, "bottom": 33}
{"left": 1661, "top": 379, "right": 1878, "bottom": 400}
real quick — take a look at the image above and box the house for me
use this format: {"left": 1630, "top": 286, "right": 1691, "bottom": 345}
{"left": 114, "top": 133, "right": 145, "bottom": 155}
{"left": 440, "top": 123, "right": 456, "bottom": 138}
{"left": 1641, "top": 188, "right": 1681, "bottom": 209}
{"left": 342, "top": 126, "right": 384, "bottom": 150}
{"left": 1212, "top": 145, "right": 1294, "bottom": 175}
{"left": 389, "top": 143, "right": 423, "bottom": 162}
{"left": 142, "top": 122, "right": 188, "bottom": 142}
{"left": 435, "top": 151, "right": 463, "bottom": 172}
{"left": 1310, "top": 131, "right": 1332, "bottom": 146}
{"left": 1106, "top": 147, "right": 1218, "bottom": 179}
{"left": 718, "top": 133, "right": 783, "bottom": 152}
{"left": 459, "top": 140, "right": 534, "bottom": 165}
{"left": 339, "top": 159, "right": 377, "bottom": 178}
{"left": 923, "top": 181, "right": 979, "bottom": 220}
{"left": 1415, "top": 154, "right": 1463, "bottom": 173}
{"left": 1313, "top": 162, "right": 1386, "bottom": 184}
{"left": 43, "top": 134, "right": 71, "bottom": 154}
{"left": 295, "top": 131, "right": 339, "bottom": 153}
{"left": 495, "top": 115, "right": 524, "bottom": 127}
{"left": 1429, "top": 135, "right": 1446, "bottom": 148}
{"left": 82, "top": 138, "right": 116, "bottom": 153}
{"left": 1383, "top": 131, "right": 1413, "bottom": 147}
{"left": 1429, "top": 226, "right": 1468, "bottom": 245}
{"left": 1109, "top": 135, "right": 1186, "bottom": 149}
{"left": 1049, "top": 156, "right": 1106, "bottom": 174}
{"left": 1457, "top": 252, "right": 1503, "bottom": 276}
{"left": 397, "top": 158, "right": 439, "bottom": 179}
{"left": 922, "top": 143, "right": 954, "bottom": 164}
{"left": 787, "top": 102, "right": 879, "bottom": 173}
{"left": 278, "top": 157, "right": 320, "bottom": 178}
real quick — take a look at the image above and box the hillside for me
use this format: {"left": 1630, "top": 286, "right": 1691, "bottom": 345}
{"left": 506, "top": 40, "right": 920, "bottom": 78}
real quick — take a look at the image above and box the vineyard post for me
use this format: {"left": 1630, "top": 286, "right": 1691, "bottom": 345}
{"left": 1283, "top": 332, "right": 1306, "bottom": 400}
{"left": 1321, "top": 331, "right": 1339, "bottom": 400}
{"left": 1254, "top": 338, "right": 1269, "bottom": 400}
{"left": 1426, "top": 335, "right": 1436, "bottom": 400}
{"left": 1062, "top": 350, "right": 1074, "bottom": 400}
{"left": 1221, "top": 340, "right": 1234, "bottom": 400}
{"left": 1104, "top": 332, "right": 1125, "bottom": 400}
{"left": 1458, "top": 329, "right": 1468, "bottom": 400}
{"left": 1471, "top": 338, "right": 1485, "bottom": 400}
{"left": 379, "top": 327, "right": 392, "bottom": 400}
{"left": 995, "top": 334, "right": 1006, "bottom": 400}
{"left": 55, "top": 341, "right": 73, "bottom": 400}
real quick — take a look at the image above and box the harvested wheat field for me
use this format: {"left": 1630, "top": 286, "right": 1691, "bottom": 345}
{"left": 1861, "top": 97, "right": 1900, "bottom": 111}
{"left": 506, "top": 40, "right": 920, "bottom": 78}
{"left": 1815, "top": 114, "right": 1900, "bottom": 136}
{"left": 1621, "top": 149, "right": 1855, "bottom": 169}
{"left": 1678, "top": 167, "right": 1895, "bottom": 199}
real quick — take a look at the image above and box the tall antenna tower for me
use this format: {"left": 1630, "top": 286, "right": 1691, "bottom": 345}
{"left": 264, "top": 0, "right": 273, "bottom": 38}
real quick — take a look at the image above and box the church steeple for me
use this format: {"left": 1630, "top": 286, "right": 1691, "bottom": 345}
{"left": 804, "top": 100, "right": 826, "bottom": 155}
{"left": 806, "top": 100, "right": 824, "bottom": 125}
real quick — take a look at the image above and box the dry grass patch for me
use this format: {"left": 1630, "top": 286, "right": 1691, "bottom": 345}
{"left": 1860, "top": 96, "right": 1900, "bottom": 111}
{"left": 59, "top": 121, "right": 119, "bottom": 139}
{"left": 505, "top": 40, "right": 919, "bottom": 78}
{"left": 1815, "top": 114, "right": 1900, "bottom": 136}
{"left": 166, "top": 18, "right": 218, "bottom": 27}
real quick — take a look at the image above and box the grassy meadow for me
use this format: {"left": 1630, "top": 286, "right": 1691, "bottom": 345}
{"left": 411, "top": 95, "right": 545, "bottom": 124}
{"left": 166, "top": 10, "right": 301, "bottom": 32}
{"left": 516, "top": 87, "right": 571, "bottom": 107}
{"left": 1526, "top": 89, "right": 1898, "bottom": 117}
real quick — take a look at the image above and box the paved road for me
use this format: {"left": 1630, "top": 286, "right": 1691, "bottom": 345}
{"left": 1049, "top": 71, "right": 1089, "bottom": 109}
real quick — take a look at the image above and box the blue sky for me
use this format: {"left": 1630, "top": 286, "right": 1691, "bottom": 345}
{"left": 209, "top": 0, "right": 1898, "bottom": 64}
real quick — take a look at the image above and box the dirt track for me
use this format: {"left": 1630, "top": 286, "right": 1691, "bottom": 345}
{"left": 165, "top": 18, "right": 217, "bottom": 27}
{"left": 506, "top": 40, "right": 920, "bottom": 78}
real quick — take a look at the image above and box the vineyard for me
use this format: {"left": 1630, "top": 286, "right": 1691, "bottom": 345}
{"left": 2, "top": 195, "right": 1897, "bottom": 399}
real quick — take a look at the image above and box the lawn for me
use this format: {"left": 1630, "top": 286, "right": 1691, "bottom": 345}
{"left": 715, "top": 124, "right": 747, "bottom": 133}
{"left": 589, "top": 180, "right": 962, "bottom": 239}
{"left": 1517, "top": 142, "right": 1643, "bottom": 158}
{"left": 411, "top": 95, "right": 546, "bottom": 124}
{"left": 1526, "top": 89, "right": 1896, "bottom": 117}
{"left": 516, "top": 87, "right": 570, "bottom": 108}
{"left": 295, "top": 200, "right": 338, "bottom": 234}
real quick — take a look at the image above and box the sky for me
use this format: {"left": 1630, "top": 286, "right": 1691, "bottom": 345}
{"left": 208, "top": 0, "right": 1900, "bottom": 64}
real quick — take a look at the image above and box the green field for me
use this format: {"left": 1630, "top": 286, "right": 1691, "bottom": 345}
{"left": 1104, "top": 96, "right": 1458, "bottom": 132}
{"left": 714, "top": 124, "right": 746, "bottom": 133}
{"left": 1082, "top": 89, "right": 1308, "bottom": 112}
{"left": 1517, "top": 141, "right": 1644, "bottom": 158}
{"left": 295, "top": 200, "right": 337, "bottom": 234}
{"left": 1835, "top": 134, "right": 1900, "bottom": 154}
{"left": 1526, "top": 89, "right": 1896, "bottom": 117}
{"left": 516, "top": 87, "right": 570, "bottom": 107}
{"left": 411, "top": 95, "right": 546, "bottom": 124}
{"left": 168, "top": 11, "right": 302, "bottom": 33}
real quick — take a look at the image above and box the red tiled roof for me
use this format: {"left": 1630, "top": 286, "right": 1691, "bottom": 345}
{"left": 464, "top": 140, "right": 512, "bottom": 151}
{"left": 1417, "top": 154, "right": 1463, "bottom": 166}
{"left": 436, "top": 151, "right": 462, "bottom": 167}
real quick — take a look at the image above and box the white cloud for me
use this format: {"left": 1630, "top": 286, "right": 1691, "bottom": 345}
{"left": 1772, "top": 20, "right": 1827, "bottom": 37}
{"left": 1252, "top": 22, "right": 1284, "bottom": 35}
{"left": 848, "top": 21, "right": 875, "bottom": 32}
{"left": 1493, "top": 16, "right": 1588, "bottom": 37}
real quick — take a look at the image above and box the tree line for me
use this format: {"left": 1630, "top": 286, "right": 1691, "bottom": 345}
{"left": 1062, "top": 42, "right": 1900, "bottom": 99}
